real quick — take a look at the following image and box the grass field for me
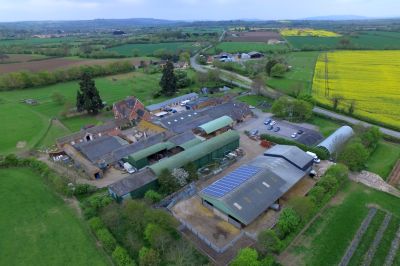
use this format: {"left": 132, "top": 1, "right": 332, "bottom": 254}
{"left": 281, "top": 182, "right": 400, "bottom": 266}
{"left": 307, "top": 115, "right": 341, "bottom": 137}
{"left": 366, "top": 141, "right": 400, "bottom": 180}
{"left": 0, "top": 37, "right": 79, "bottom": 46}
{"left": 0, "top": 70, "right": 197, "bottom": 154}
{"left": 313, "top": 50, "right": 400, "bottom": 130}
{"left": 286, "top": 31, "right": 400, "bottom": 50}
{"left": 107, "top": 42, "right": 197, "bottom": 56}
{"left": 266, "top": 51, "right": 320, "bottom": 94}
{"left": 0, "top": 168, "right": 108, "bottom": 266}
{"left": 281, "top": 28, "right": 340, "bottom": 37}
{"left": 211, "top": 42, "right": 288, "bottom": 54}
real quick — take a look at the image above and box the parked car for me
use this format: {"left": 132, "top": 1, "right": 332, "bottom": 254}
{"left": 264, "top": 119, "right": 272, "bottom": 125}
{"left": 123, "top": 162, "right": 137, "bottom": 174}
{"left": 250, "top": 129, "right": 259, "bottom": 136}
{"left": 297, "top": 129, "right": 304, "bottom": 135}
{"left": 291, "top": 132, "right": 297, "bottom": 138}
{"left": 273, "top": 127, "right": 280, "bottom": 132}
{"left": 270, "top": 120, "right": 277, "bottom": 126}
{"left": 267, "top": 125, "right": 273, "bottom": 131}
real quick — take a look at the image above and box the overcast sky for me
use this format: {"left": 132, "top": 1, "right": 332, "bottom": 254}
{"left": 0, "top": 0, "right": 399, "bottom": 22}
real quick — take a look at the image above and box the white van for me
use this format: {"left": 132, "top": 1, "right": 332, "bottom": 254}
{"left": 180, "top": 100, "right": 191, "bottom": 106}
{"left": 306, "top": 151, "right": 321, "bottom": 164}
{"left": 123, "top": 162, "right": 137, "bottom": 174}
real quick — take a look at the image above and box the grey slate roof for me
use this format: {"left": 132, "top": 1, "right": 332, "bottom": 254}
{"left": 146, "top": 93, "right": 198, "bottom": 112}
{"left": 108, "top": 168, "right": 157, "bottom": 197}
{"left": 75, "top": 136, "right": 128, "bottom": 163}
{"left": 200, "top": 154, "right": 306, "bottom": 225}
{"left": 168, "top": 131, "right": 197, "bottom": 146}
{"left": 264, "top": 145, "right": 314, "bottom": 170}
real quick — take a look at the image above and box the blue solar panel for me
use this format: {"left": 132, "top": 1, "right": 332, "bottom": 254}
{"left": 202, "top": 165, "right": 262, "bottom": 198}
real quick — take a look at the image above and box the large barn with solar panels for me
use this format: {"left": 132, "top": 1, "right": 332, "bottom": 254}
{"left": 199, "top": 145, "right": 314, "bottom": 227}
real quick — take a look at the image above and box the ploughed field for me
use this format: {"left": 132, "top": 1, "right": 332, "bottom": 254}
{"left": 224, "top": 30, "right": 282, "bottom": 42}
{"left": 312, "top": 50, "right": 400, "bottom": 130}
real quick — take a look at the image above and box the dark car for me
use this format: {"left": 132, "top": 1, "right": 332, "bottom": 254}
{"left": 264, "top": 119, "right": 272, "bottom": 125}
{"left": 274, "top": 126, "right": 280, "bottom": 132}
{"left": 297, "top": 129, "right": 304, "bottom": 135}
{"left": 267, "top": 125, "right": 273, "bottom": 131}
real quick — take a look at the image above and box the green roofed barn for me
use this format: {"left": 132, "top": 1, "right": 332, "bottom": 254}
{"left": 149, "top": 130, "right": 240, "bottom": 176}
{"left": 196, "top": 115, "right": 234, "bottom": 135}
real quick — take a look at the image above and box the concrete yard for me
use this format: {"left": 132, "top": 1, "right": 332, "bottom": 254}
{"left": 172, "top": 196, "right": 241, "bottom": 249}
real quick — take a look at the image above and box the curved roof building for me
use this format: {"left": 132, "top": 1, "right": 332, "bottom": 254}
{"left": 317, "top": 126, "right": 354, "bottom": 154}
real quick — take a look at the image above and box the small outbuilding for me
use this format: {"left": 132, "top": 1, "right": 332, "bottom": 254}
{"left": 196, "top": 116, "right": 234, "bottom": 135}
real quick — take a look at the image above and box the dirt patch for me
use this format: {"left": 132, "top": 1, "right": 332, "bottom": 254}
{"left": 225, "top": 31, "right": 283, "bottom": 42}
{"left": 16, "top": 141, "right": 27, "bottom": 149}
{"left": 0, "top": 57, "right": 153, "bottom": 74}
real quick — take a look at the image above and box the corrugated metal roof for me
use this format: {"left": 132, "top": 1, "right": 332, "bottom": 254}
{"left": 128, "top": 141, "right": 175, "bottom": 162}
{"left": 179, "top": 137, "right": 203, "bottom": 150}
{"left": 146, "top": 93, "right": 199, "bottom": 112}
{"left": 75, "top": 136, "right": 128, "bottom": 163}
{"left": 318, "top": 126, "right": 354, "bottom": 154}
{"left": 168, "top": 131, "right": 197, "bottom": 146}
{"left": 199, "top": 155, "right": 306, "bottom": 225}
{"left": 264, "top": 145, "right": 314, "bottom": 170}
{"left": 149, "top": 130, "right": 240, "bottom": 176}
{"left": 108, "top": 168, "right": 157, "bottom": 197}
{"left": 198, "top": 116, "right": 234, "bottom": 134}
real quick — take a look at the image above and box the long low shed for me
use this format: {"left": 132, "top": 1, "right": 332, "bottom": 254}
{"left": 149, "top": 130, "right": 240, "bottom": 176}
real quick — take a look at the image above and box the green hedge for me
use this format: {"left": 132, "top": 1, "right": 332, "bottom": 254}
{"left": 260, "top": 134, "right": 329, "bottom": 160}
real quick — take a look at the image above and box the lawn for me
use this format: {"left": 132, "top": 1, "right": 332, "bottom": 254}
{"left": 307, "top": 115, "right": 341, "bottom": 137}
{"left": 266, "top": 51, "right": 320, "bottom": 94}
{"left": 237, "top": 95, "right": 272, "bottom": 111}
{"left": 313, "top": 50, "right": 400, "bottom": 130}
{"left": 0, "top": 168, "right": 109, "bottom": 266}
{"left": 0, "top": 70, "right": 198, "bottom": 154}
{"left": 211, "top": 42, "right": 288, "bottom": 54}
{"left": 282, "top": 182, "right": 400, "bottom": 266}
{"left": 366, "top": 141, "right": 400, "bottom": 180}
{"left": 107, "top": 42, "right": 197, "bottom": 56}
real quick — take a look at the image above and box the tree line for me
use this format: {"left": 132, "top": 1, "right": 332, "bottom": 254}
{"left": 0, "top": 61, "right": 134, "bottom": 91}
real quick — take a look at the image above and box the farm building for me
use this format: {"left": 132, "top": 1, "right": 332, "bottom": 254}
{"left": 149, "top": 130, "right": 240, "bottom": 176}
{"left": 317, "top": 126, "right": 354, "bottom": 155}
{"left": 108, "top": 168, "right": 157, "bottom": 202}
{"left": 195, "top": 115, "right": 234, "bottom": 136}
{"left": 248, "top": 51, "right": 264, "bottom": 59}
{"left": 56, "top": 119, "right": 127, "bottom": 148}
{"left": 113, "top": 96, "right": 151, "bottom": 122}
{"left": 199, "top": 145, "right": 314, "bottom": 227}
{"left": 264, "top": 145, "right": 314, "bottom": 172}
{"left": 146, "top": 93, "right": 199, "bottom": 113}
{"left": 63, "top": 144, "right": 104, "bottom": 179}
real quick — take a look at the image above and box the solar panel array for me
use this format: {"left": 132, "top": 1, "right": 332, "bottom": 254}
{"left": 202, "top": 165, "right": 262, "bottom": 198}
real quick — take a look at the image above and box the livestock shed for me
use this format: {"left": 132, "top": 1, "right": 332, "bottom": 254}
{"left": 199, "top": 153, "right": 309, "bottom": 227}
{"left": 264, "top": 145, "right": 314, "bottom": 172}
{"left": 196, "top": 116, "right": 234, "bottom": 135}
{"left": 108, "top": 168, "right": 157, "bottom": 202}
{"left": 63, "top": 144, "right": 103, "bottom": 179}
{"left": 317, "top": 126, "right": 354, "bottom": 155}
{"left": 149, "top": 130, "right": 240, "bottom": 176}
{"left": 146, "top": 93, "right": 199, "bottom": 113}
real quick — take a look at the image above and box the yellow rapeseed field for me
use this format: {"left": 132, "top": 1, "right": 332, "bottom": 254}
{"left": 313, "top": 51, "right": 400, "bottom": 129}
{"left": 281, "top": 28, "right": 340, "bottom": 37}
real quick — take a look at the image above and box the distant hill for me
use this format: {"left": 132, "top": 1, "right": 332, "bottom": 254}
{"left": 303, "top": 15, "right": 370, "bottom": 21}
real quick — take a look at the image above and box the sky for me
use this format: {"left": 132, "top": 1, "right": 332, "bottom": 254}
{"left": 0, "top": 0, "right": 399, "bottom": 22}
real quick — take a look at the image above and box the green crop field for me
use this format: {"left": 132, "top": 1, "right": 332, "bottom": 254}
{"left": 0, "top": 37, "right": 79, "bottom": 46}
{"left": 366, "top": 141, "right": 400, "bottom": 180}
{"left": 282, "top": 182, "right": 400, "bottom": 266}
{"left": 266, "top": 51, "right": 320, "bottom": 94}
{"left": 211, "top": 42, "right": 288, "bottom": 54}
{"left": 107, "top": 42, "right": 197, "bottom": 56}
{"left": 0, "top": 70, "right": 198, "bottom": 154}
{"left": 0, "top": 168, "right": 108, "bottom": 266}
{"left": 286, "top": 31, "right": 400, "bottom": 50}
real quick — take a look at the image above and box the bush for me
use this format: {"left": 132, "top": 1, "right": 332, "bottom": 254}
{"left": 287, "top": 197, "right": 316, "bottom": 222}
{"left": 256, "top": 229, "right": 282, "bottom": 256}
{"left": 88, "top": 217, "right": 104, "bottom": 231}
{"left": 308, "top": 186, "right": 326, "bottom": 205}
{"left": 95, "top": 228, "right": 117, "bottom": 253}
{"left": 112, "top": 246, "right": 136, "bottom": 266}
{"left": 338, "top": 140, "right": 369, "bottom": 171}
{"left": 325, "top": 163, "right": 349, "bottom": 185}
{"left": 231, "top": 248, "right": 261, "bottom": 266}
{"left": 144, "top": 190, "right": 162, "bottom": 203}
{"left": 276, "top": 208, "right": 300, "bottom": 239}
{"left": 318, "top": 175, "right": 339, "bottom": 195}
{"left": 139, "top": 247, "right": 161, "bottom": 266}
{"left": 74, "top": 183, "right": 96, "bottom": 196}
